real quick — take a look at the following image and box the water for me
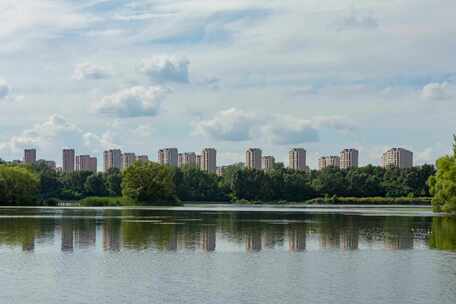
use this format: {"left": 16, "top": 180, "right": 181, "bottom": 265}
{"left": 0, "top": 206, "right": 455, "bottom": 304}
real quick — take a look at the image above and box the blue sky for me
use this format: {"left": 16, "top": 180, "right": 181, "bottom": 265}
{"left": 0, "top": 0, "right": 455, "bottom": 169}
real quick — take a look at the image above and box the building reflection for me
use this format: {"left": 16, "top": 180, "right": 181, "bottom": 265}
{"left": 103, "top": 220, "right": 121, "bottom": 251}
{"left": 384, "top": 218, "right": 414, "bottom": 250}
{"left": 340, "top": 219, "right": 359, "bottom": 250}
{"left": 75, "top": 219, "right": 96, "bottom": 249}
{"left": 245, "top": 229, "right": 262, "bottom": 252}
{"left": 61, "top": 221, "right": 74, "bottom": 252}
{"left": 288, "top": 224, "right": 306, "bottom": 252}
{"left": 200, "top": 225, "right": 216, "bottom": 252}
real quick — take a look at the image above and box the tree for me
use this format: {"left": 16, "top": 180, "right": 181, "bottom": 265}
{"left": 104, "top": 168, "right": 122, "bottom": 196}
{"left": 122, "top": 162, "right": 176, "bottom": 203}
{"left": 429, "top": 154, "right": 456, "bottom": 213}
{"left": 84, "top": 173, "right": 107, "bottom": 196}
{"left": 0, "top": 165, "right": 40, "bottom": 205}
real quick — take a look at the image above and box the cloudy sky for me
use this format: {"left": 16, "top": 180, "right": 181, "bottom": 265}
{"left": 1, "top": 0, "right": 455, "bottom": 169}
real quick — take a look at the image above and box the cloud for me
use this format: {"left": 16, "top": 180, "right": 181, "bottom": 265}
{"left": 192, "top": 108, "right": 259, "bottom": 141}
{"left": 140, "top": 56, "right": 190, "bottom": 83}
{"left": 336, "top": 11, "right": 379, "bottom": 31}
{"left": 95, "top": 86, "right": 170, "bottom": 118}
{"left": 0, "top": 114, "right": 113, "bottom": 156}
{"left": 262, "top": 117, "right": 319, "bottom": 145}
{"left": 192, "top": 108, "right": 355, "bottom": 144}
{"left": 73, "top": 63, "right": 110, "bottom": 80}
{"left": 421, "top": 82, "right": 450, "bottom": 100}
{"left": 0, "top": 79, "right": 10, "bottom": 100}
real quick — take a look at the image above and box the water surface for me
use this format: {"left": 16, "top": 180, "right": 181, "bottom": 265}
{"left": 0, "top": 206, "right": 455, "bottom": 304}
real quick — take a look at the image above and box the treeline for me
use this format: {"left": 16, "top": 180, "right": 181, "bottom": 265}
{"left": 0, "top": 159, "right": 436, "bottom": 205}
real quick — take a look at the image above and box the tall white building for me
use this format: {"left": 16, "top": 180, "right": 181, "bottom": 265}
{"left": 289, "top": 148, "right": 306, "bottom": 171}
{"left": 104, "top": 149, "right": 122, "bottom": 171}
{"left": 23, "top": 149, "right": 37, "bottom": 164}
{"left": 340, "top": 148, "right": 359, "bottom": 169}
{"left": 76, "top": 155, "right": 97, "bottom": 172}
{"left": 159, "top": 148, "right": 178, "bottom": 166}
{"left": 319, "top": 156, "right": 340, "bottom": 170}
{"left": 202, "top": 148, "right": 217, "bottom": 173}
{"left": 246, "top": 148, "right": 262, "bottom": 170}
{"left": 62, "top": 149, "right": 75, "bottom": 173}
{"left": 382, "top": 148, "right": 413, "bottom": 169}
{"left": 121, "top": 153, "right": 137, "bottom": 170}
{"left": 262, "top": 156, "right": 275, "bottom": 171}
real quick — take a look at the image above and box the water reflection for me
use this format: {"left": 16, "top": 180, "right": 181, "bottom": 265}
{"left": 0, "top": 208, "right": 455, "bottom": 253}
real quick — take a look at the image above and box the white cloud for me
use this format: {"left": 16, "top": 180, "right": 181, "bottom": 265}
{"left": 0, "top": 79, "right": 10, "bottom": 100}
{"left": 192, "top": 108, "right": 259, "bottom": 141}
{"left": 95, "top": 86, "right": 170, "bottom": 118}
{"left": 421, "top": 82, "right": 450, "bottom": 100}
{"left": 140, "top": 56, "right": 190, "bottom": 83}
{"left": 192, "top": 108, "right": 355, "bottom": 144}
{"left": 336, "top": 11, "right": 379, "bottom": 31}
{"left": 73, "top": 63, "right": 110, "bottom": 80}
{"left": 0, "top": 114, "right": 113, "bottom": 157}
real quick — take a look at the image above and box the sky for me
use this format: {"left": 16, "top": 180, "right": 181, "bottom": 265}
{"left": 0, "top": 0, "right": 455, "bottom": 169}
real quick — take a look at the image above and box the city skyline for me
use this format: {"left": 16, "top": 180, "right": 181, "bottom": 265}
{"left": 0, "top": 1, "right": 454, "bottom": 171}
{"left": 4, "top": 145, "right": 417, "bottom": 172}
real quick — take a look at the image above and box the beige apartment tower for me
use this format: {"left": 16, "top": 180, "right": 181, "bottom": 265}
{"left": 382, "top": 148, "right": 413, "bottom": 169}
{"left": 121, "top": 153, "right": 137, "bottom": 170}
{"left": 23, "top": 149, "right": 37, "bottom": 164}
{"left": 104, "top": 149, "right": 122, "bottom": 171}
{"left": 246, "top": 148, "right": 262, "bottom": 170}
{"left": 319, "top": 156, "right": 340, "bottom": 170}
{"left": 76, "top": 155, "right": 97, "bottom": 172}
{"left": 196, "top": 155, "right": 202, "bottom": 169}
{"left": 183, "top": 152, "right": 197, "bottom": 167}
{"left": 340, "top": 148, "right": 359, "bottom": 169}
{"left": 289, "top": 148, "right": 306, "bottom": 171}
{"left": 62, "top": 149, "right": 75, "bottom": 173}
{"left": 137, "top": 155, "right": 149, "bottom": 163}
{"left": 262, "top": 156, "right": 275, "bottom": 171}
{"left": 158, "top": 148, "right": 178, "bottom": 166}
{"left": 202, "top": 148, "right": 217, "bottom": 173}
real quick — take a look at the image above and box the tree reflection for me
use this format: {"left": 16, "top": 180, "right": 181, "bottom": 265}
{"left": 429, "top": 217, "right": 456, "bottom": 251}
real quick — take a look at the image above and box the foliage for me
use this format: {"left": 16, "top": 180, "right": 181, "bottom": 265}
{"left": 122, "top": 162, "right": 177, "bottom": 203}
{"left": 79, "top": 196, "right": 128, "bottom": 207}
{"left": 0, "top": 165, "right": 40, "bottom": 205}
{"left": 429, "top": 135, "right": 456, "bottom": 213}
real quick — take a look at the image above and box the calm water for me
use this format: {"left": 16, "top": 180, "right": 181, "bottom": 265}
{"left": 0, "top": 206, "right": 455, "bottom": 304}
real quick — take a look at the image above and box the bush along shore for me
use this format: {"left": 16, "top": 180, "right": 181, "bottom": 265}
{"left": 0, "top": 158, "right": 437, "bottom": 207}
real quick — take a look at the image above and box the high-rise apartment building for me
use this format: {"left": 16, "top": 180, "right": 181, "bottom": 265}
{"left": 202, "top": 148, "right": 217, "bottom": 173}
{"left": 23, "top": 149, "right": 37, "bottom": 164}
{"left": 262, "top": 156, "right": 275, "bottom": 171}
{"left": 62, "top": 149, "right": 75, "bottom": 173}
{"left": 178, "top": 153, "right": 184, "bottom": 168}
{"left": 76, "top": 155, "right": 97, "bottom": 172}
{"left": 183, "top": 152, "right": 197, "bottom": 167}
{"left": 216, "top": 166, "right": 226, "bottom": 177}
{"left": 382, "top": 148, "right": 413, "bottom": 169}
{"left": 158, "top": 148, "right": 178, "bottom": 166}
{"left": 319, "top": 156, "right": 340, "bottom": 170}
{"left": 104, "top": 149, "right": 122, "bottom": 171}
{"left": 340, "top": 148, "right": 359, "bottom": 169}
{"left": 196, "top": 155, "right": 202, "bottom": 169}
{"left": 246, "top": 148, "right": 262, "bottom": 170}
{"left": 289, "top": 148, "right": 306, "bottom": 171}
{"left": 137, "top": 155, "right": 149, "bottom": 163}
{"left": 121, "top": 153, "right": 136, "bottom": 170}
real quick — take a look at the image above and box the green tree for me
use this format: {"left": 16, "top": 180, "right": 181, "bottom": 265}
{"left": 0, "top": 165, "right": 40, "bottom": 205}
{"left": 429, "top": 145, "right": 456, "bottom": 212}
{"left": 84, "top": 173, "right": 107, "bottom": 196}
{"left": 104, "top": 168, "right": 122, "bottom": 196}
{"left": 122, "top": 162, "right": 176, "bottom": 203}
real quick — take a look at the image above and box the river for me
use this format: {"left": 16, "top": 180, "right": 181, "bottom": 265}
{"left": 0, "top": 206, "right": 455, "bottom": 304}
